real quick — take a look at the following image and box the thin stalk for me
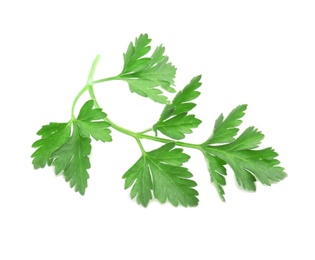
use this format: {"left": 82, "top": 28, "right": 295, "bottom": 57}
{"left": 87, "top": 55, "right": 101, "bottom": 108}
{"left": 71, "top": 56, "right": 120, "bottom": 117}
{"left": 139, "top": 133, "right": 202, "bottom": 150}
{"left": 99, "top": 110, "right": 202, "bottom": 151}
{"left": 105, "top": 117, "right": 202, "bottom": 151}
{"left": 71, "top": 84, "right": 89, "bottom": 118}
{"left": 105, "top": 117, "right": 138, "bottom": 138}
{"left": 135, "top": 138, "right": 146, "bottom": 155}
{"left": 138, "top": 128, "right": 153, "bottom": 134}
{"left": 90, "top": 76, "right": 122, "bottom": 85}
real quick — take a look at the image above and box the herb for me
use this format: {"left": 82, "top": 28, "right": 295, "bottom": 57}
{"left": 32, "top": 100, "right": 111, "bottom": 195}
{"left": 31, "top": 34, "right": 287, "bottom": 206}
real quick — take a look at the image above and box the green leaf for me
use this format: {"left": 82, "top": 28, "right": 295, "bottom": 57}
{"left": 120, "top": 34, "right": 177, "bottom": 104}
{"left": 76, "top": 100, "right": 112, "bottom": 142}
{"left": 205, "top": 104, "right": 247, "bottom": 144}
{"left": 122, "top": 33, "right": 151, "bottom": 73}
{"left": 202, "top": 107, "right": 287, "bottom": 199}
{"left": 125, "top": 79, "right": 169, "bottom": 104}
{"left": 219, "top": 126, "right": 286, "bottom": 189}
{"left": 225, "top": 126, "right": 264, "bottom": 151}
{"left": 153, "top": 75, "right": 202, "bottom": 139}
{"left": 31, "top": 100, "right": 112, "bottom": 195}
{"left": 31, "top": 122, "right": 71, "bottom": 169}
{"left": 203, "top": 153, "right": 227, "bottom": 201}
{"left": 123, "top": 143, "right": 198, "bottom": 207}
{"left": 205, "top": 146, "right": 286, "bottom": 191}
{"left": 51, "top": 123, "right": 91, "bottom": 195}
{"left": 122, "top": 156, "right": 152, "bottom": 207}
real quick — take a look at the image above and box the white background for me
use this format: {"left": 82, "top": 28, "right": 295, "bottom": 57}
{"left": 1, "top": 0, "right": 314, "bottom": 259}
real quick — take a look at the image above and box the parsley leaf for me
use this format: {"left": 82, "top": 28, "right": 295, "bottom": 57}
{"left": 202, "top": 153, "right": 227, "bottom": 201}
{"left": 201, "top": 106, "right": 287, "bottom": 200}
{"left": 31, "top": 100, "right": 112, "bottom": 194}
{"left": 205, "top": 104, "right": 247, "bottom": 144}
{"left": 31, "top": 123, "right": 71, "bottom": 169}
{"left": 51, "top": 124, "right": 91, "bottom": 195}
{"left": 119, "top": 34, "right": 177, "bottom": 104}
{"left": 153, "top": 75, "right": 202, "bottom": 139}
{"left": 123, "top": 143, "right": 199, "bottom": 207}
{"left": 76, "top": 100, "right": 112, "bottom": 142}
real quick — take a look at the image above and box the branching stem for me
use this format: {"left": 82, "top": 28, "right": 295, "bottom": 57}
{"left": 71, "top": 55, "right": 203, "bottom": 153}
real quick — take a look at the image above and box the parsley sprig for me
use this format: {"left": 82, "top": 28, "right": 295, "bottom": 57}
{"left": 31, "top": 34, "right": 287, "bottom": 206}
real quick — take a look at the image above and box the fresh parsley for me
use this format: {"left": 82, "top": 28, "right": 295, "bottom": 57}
{"left": 123, "top": 143, "right": 198, "bottom": 207}
{"left": 31, "top": 34, "right": 287, "bottom": 206}
{"left": 32, "top": 100, "right": 111, "bottom": 195}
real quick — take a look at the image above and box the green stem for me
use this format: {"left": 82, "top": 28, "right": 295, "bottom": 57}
{"left": 71, "top": 84, "right": 89, "bottom": 118}
{"left": 90, "top": 76, "right": 121, "bottom": 85}
{"left": 83, "top": 58, "right": 149, "bottom": 154}
{"left": 139, "top": 133, "right": 201, "bottom": 150}
{"left": 87, "top": 55, "right": 101, "bottom": 108}
{"left": 87, "top": 86, "right": 201, "bottom": 151}
{"left": 98, "top": 108, "right": 202, "bottom": 151}
{"left": 100, "top": 113, "right": 201, "bottom": 150}
{"left": 71, "top": 56, "right": 120, "bottom": 118}
{"left": 106, "top": 116, "right": 202, "bottom": 151}
{"left": 138, "top": 128, "right": 153, "bottom": 134}
{"left": 135, "top": 137, "right": 146, "bottom": 155}
{"left": 105, "top": 117, "right": 137, "bottom": 138}
{"left": 73, "top": 55, "right": 202, "bottom": 154}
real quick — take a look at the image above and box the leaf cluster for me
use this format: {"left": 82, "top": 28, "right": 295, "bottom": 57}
{"left": 32, "top": 100, "right": 111, "bottom": 195}
{"left": 119, "top": 34, "right": 176, "bottom": 104}
{"left": 31, "top": 34, "right": 287, "bottom": 206}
